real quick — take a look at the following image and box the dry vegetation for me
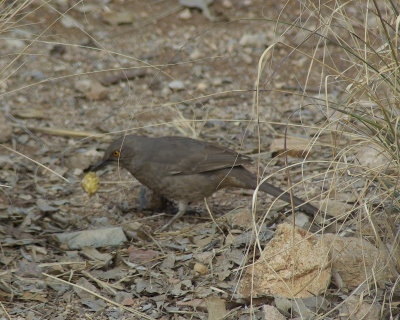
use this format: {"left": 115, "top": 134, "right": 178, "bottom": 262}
{"left": 1, "top": 0, "right": 399, "bottom": 319}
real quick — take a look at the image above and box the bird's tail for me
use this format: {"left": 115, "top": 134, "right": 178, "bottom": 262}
{"left": 226, "top": 167, "right": 319, "bottom": 216}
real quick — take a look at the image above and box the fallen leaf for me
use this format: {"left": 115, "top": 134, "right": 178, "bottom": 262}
{"left": 127, "top": 247, "right": 159, "bottom": 263}
{"left": 339, "top": 295, "right": 381, "bottom": 320}
{"left": 206, "top": 296, "right": 227, "bottom": 320}
{"left": 270, "top": 136, "right": 312, "bottom": 158}
{"left": 21, "top": 291, "right": 48, "bottom": 303}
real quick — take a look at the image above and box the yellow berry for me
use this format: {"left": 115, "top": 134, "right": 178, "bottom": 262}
{"left": 81, "top": 172, "right": 99, "bottom": 196}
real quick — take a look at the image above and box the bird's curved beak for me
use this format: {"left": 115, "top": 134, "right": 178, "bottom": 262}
{"left": 85, "top": 158, "right": 110, "bottom": 173}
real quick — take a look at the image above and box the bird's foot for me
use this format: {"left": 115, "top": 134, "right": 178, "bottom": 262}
{"left": 159, "top": 201, "right": 188, "bottom": 231}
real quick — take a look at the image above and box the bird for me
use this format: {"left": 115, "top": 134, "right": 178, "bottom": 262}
{"left": 89, "top": 135, "right": 318, "bottom": 230}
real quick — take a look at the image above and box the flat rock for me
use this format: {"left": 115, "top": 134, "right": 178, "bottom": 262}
{"left": 54, "top": 227, "right": 127, "bottom": 249}
{"left": 239, "top": 223, "right": 331, "bottom": 298}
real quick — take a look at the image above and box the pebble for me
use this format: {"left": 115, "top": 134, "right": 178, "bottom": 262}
{"left": 29, "top": 70, "right": 45, "bottom": 80}
{"left": 61, "top": 14, "right": 84, "bottom": 29}
{"left": 239, "top": 32, "right": 267, "bottom": 47}
{"left": 179, "top": 8, "right": 192, "bottom": 20}
{"left": 66, "top": 148, "right": 102, "bottom": 170}
{"left": 74, "top": 79, "right": 108, "bottom": 100}
{"left": 241, "top": 52, "right": 253, "bottom": 64}
{"left": 194, "top": 263, "right": 208, "bottom": 275}
{"left": 168, "top": 80, "right": 185, "bottom": 90}
{"left": 189, "top": 48, "right": 202, "bottom": 60}
{"left": 222, "top": 0, "right": 232, "bottom": 8}
{"left": 161, "top": 86, "right": 171, "bottom": 96}
{"left": 73, "top": 168, "right": 83, "bottom": 176}
{"left": 4, "top": 39, "right": 25, "bottom": 49}
{"left": 197, "top": 82, "right": 208, "bottom": 91}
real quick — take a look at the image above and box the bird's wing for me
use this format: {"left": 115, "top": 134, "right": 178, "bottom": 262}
{"left": 149, "top": 136, "right": 252, "bottom": 175}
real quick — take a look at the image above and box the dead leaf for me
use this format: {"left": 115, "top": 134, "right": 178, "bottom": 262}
{"left": 262, "top": 305, "right": 286, "bottom": 320}
{"left": 81, "top": 246, "right": 113, "bottom": 267}
{"left": 17, "top": 261, "right": 42, "bottom": 278}
{"left": 206, "top": 296, "right": 227, "bottom": 320}
{"left": 73, "top": 277, "right": 99, "bottom": 300}
{"left": 270, "top": 136, "right": 311, "bottom": 158}
{"left": 37, "top": 198, "right": 58, "bottom": 213}
{"left": 21, "top": 291, "right": 48, "bottom": 303}
{"left": 81, "top": 299, "right": 106, "bottom": 312}
{"left": 160, "top": 253, "right": 176, "bottom": 269}
{"left": 127, "top": 247, "right": 159, "bottom": 263}
{"left": 339, "top": 295, "right": 381, "bottom": 320}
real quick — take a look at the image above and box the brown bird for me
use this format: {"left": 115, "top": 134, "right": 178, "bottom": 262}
{"left": 90, "top": 135, "right": 318, "bottom": 230}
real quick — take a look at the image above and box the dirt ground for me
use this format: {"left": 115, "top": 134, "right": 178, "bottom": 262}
{"left": 1, "top": 1, "right": 398, "bottom": 319}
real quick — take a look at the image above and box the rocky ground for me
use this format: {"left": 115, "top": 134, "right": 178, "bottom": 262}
{"left": 1, "top": 1, "right": 398, "bottom": 319}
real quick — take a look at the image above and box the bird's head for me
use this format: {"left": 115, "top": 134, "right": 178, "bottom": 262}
{"left": 87, "top": 135, "right": 136, "bottom": 172}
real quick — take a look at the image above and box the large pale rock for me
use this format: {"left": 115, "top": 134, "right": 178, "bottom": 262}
{"left": 239, "top": 223, "right": 331, "bottom": 298}
{"left": 321, "top": 234, "right": 397, "bottom": 288}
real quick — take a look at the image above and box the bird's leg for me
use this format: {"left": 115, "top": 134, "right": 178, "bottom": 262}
{"left": 138, "top": 186, "right": 170, "bottom": 211}
{"left": 160, "top": 201, "right": 188, "bottom": 231}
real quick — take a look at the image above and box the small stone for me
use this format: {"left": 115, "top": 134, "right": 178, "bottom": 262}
{"left": 29, "top": 70, "right": 45, "bottom": 80}
{"left": 61, "top": 14, "right": 84, "bottom": 29}
{"left": 102, "top": 11, "right": 135, "bottom": 25}
{"left": 54, "top": 227, "right": 127, "bottom": 249}
{"left": 73, "top": 168, "right": 83, "bottom": 176}
{"left": 197, "top": 82, "right": 208, "bottom": 91}
{"left": 50, "top": 44, "right": 66, "bottom": 56}
{"left": 4, "top": 39, "right": 25, "bottom": 49}
{"left": 194, "top": 263, "right": 208, "bottom": 275}
{"left": 66, "top": 148, "right": 102, "bottom": 170}
{"left": 179, "top": 8, "right": 192, "bottom": 20}
{"left": 17, "top": 134, "right": 29, "bottom": 144}
{"left": 19, "top": 194, "right": 33, "bottom": 200}
{"left": 168, "top": 80, "right": 185, "bottom": 91}
{"left": 37, "top": 199, "right": 58, "bottom": 213}
{"left": 239, "top": 33, "right": 267, "bottom": 47}
{"left": 211, "top": 78, "right": 223, "bottom": 86}
{"left": 77, "top": 80, "right": 103, "bottom": 99}
{"left": 241, "top": 52, "right": 253, "bottom": 64}
{"left": 75, "top": 79, "right": 108, "bottom": 100}
{"left": 262, "top": 305, "right": 286, "bottom": 320}
{"left": 189, "top": 48, "right": 202, "bottom": 60}
{"left": 222, "top": 0, "right": 232, "bottom": 8}
{"left": 161, "top": 86, "right": 171, "bottom": 96}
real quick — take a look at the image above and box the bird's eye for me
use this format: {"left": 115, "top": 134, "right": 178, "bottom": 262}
{"left": 112, "top": 150, "right": 120, "bottom": 157}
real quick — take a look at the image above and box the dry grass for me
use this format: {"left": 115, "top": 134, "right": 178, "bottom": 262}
{"left": 245, "top": 1, "right": 400, "bottom": 318}
{"left": 1, "top": 0, "right": 399, "bottom": 319}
